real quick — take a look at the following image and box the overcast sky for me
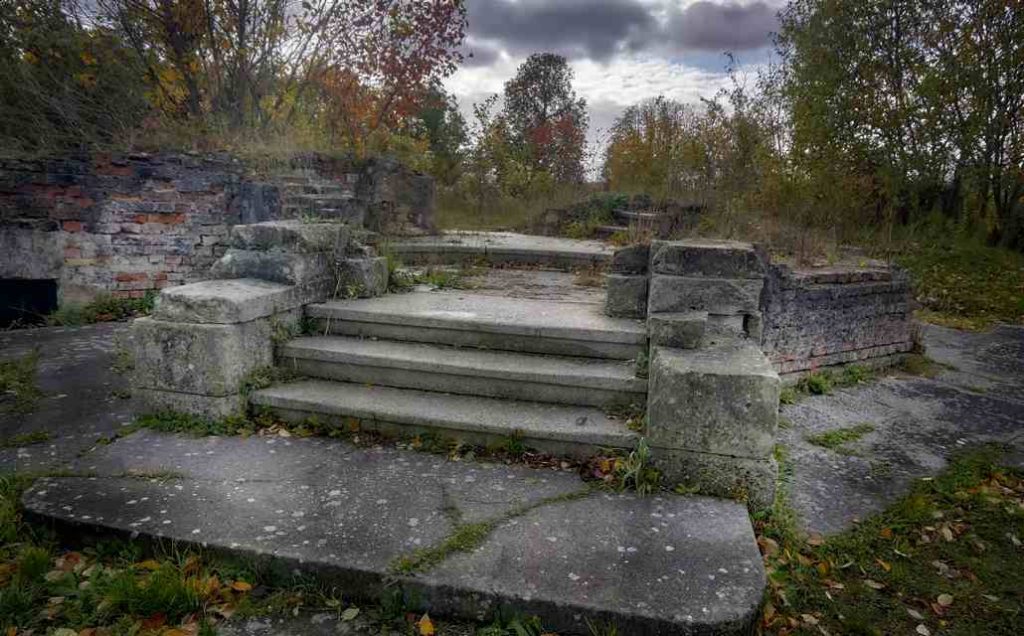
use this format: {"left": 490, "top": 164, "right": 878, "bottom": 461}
{"left": 445, "top": 0, "right": 784, "bottom": 153}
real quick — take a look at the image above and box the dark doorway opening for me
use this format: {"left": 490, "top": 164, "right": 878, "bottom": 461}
{"left": 0, "top": 279, "right": 58, "bottom": 327}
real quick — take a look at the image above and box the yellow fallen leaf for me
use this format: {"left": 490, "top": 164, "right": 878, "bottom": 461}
{"left": 417, "top": 613, "right": 435, "bottom": 636}
{"left": 879, "top": 527, "right": 893, "bottom": 539}
{"left": 876, "top": 558, "right": 892, "bottom": 572}
{"left": 231, "top": 580, "right": 252, "bottom": 592}
{"left": 136, "top": 559, "right": 162, "bottom": 571}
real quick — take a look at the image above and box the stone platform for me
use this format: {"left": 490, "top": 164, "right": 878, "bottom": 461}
{"left": 23, "top": 430, "right": 765, "bottom": 635}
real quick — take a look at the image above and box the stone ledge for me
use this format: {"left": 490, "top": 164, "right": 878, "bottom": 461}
{"left": 651, "top": 239, "right": 766, "bottom": 279}
{"left": 153, "top": 278, "right": 306, "bottom": 324}
{"left": 228, "top": 220, "right": 351, "bottom": 253}
{"left": 210, "top": 248, "right": 334, "bottom": 289}
{"left": 648, "top": 275, "right": 763, "bottom": 315}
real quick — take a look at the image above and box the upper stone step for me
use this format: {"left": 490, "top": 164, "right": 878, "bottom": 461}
{"left": 307, "top": 291, "right": 646, "bottom": 359}
{"left": 280, "top": 335, "right": 647, "bottom": 407}
{"left": 251, "top": 380, "right": 638, "bottom": 455}
{"left": 387, "top": 231, "right": 615, "bottom": 269}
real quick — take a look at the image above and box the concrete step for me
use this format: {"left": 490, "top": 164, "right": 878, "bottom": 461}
{"left": 24, "top": 430, "right": 765, "bottom": 635}
{"left": 387, "top": 231, "right": 614, "bottom": 269}
{"left": 251, "top": 380, "right": 638, "bottom": 455}
{"left": 280, "top": 336, "right": 647, "bottom": 407}
{"left": 307, "top": 291, "right": 646, "bottom": 360}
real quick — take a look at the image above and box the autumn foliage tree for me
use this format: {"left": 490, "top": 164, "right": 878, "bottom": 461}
{"left": 0, "top": 1, "right": 149, "bottom": 151}
{"left": 501, "top": 53, "right": 589, "bottom": 185}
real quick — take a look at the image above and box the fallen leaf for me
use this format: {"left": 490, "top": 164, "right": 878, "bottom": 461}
{"left": 940, "top": 526, "right": 954, "bottom": 542}
{"left": 758, "top": 536, "right": 779, "bottom": 557}
{"left": 230, "top": 580, "right": 252, "bottom": 592}
{"left": 916, "top": 624, "right": 931, "bottom": 636}
{"left": 879, "top": 527, "right": 894, "bottom": 539}
{"left": 341, "top": 607, "right": 360, "bottom": 621}
{"left": 52, "top": 630, "right": 78, "bottom": 636}
{"left": 876, "top": 558, "right": 892, "bottom": 572}
{"left": 937, "top": 593, "right": 953, "bottom": 607}
{"left": 417, "top": 613, "right": 435, "bottom": 636}
{"left": 141, "top": 613, "right": 166, "bottom": 630}
{"left": 136, "top": 559, "right": 162, "bottom": 571}
{"left": 864, "top": 579, "right": 885, "bottom": 590}
{"left": 807, "top": 534, "right": 825, "bottom": 546}
{"left": 801, "top": 614, "right": 819, "bottom": 625}
{"left": 907, "top": 608, "right": 924, "bottom": 620}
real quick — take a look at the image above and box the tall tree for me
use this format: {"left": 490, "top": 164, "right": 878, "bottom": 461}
{"left": 502, "top": 53, "right": 588, "bottom": 184}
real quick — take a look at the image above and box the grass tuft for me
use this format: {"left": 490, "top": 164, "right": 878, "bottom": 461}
{"left": 0, "top": 351, "right": 43, "bottom": 415}
{"left": 805, "top": 423, "right": 876, "bottom": 454}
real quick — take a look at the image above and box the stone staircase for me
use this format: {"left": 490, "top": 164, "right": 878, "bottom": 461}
{"left": 251, "top": 292, "right": 648, "bottom": 456}
{"left": 276, "top": 170, "right": 363, "bottom": 224}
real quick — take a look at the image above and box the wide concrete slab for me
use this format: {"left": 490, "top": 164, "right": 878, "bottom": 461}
{"left": 251, "top": 380, "right": 638, "bottom": 453}
{"left": 24, "top": 430, "right": 764, "bottom": 635}
{"left": 309, "top": 291, "right": 645, "bottom": 344}
{"left": 388, "top": 231, "right": 614, "bottom": 268}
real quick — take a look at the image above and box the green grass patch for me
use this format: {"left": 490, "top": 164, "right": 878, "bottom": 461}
{"left": 900, "top": 353, "right": 942, "bottom": 378}
{"left": 0, "top": 431, "right": 51, "bottom": 449}
{"left": 805, "top": 423, "right": 876, "bottom": 454}
{"left": 46, "top": 292, "right": 156, "bottom": 327}
{"left": 391, "top": 489, "right": 591, "bottom": 575}
{"left": 0, "top": 351, "right": 43, "bottom": 415}
{"left": 757, "top": 446, "right": 1024, "bottom": 634}
{"left": 896, "top": 238, "right": 1024, "bottom": 331}
{"left": 782, "top": 365, "right": 877, "bottom": 405}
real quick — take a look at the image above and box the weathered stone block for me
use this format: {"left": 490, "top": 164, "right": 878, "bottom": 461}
{"left": 610, "top": 244, "right": 649, "bottom": 274}
{"left": 336, "top": 257, "right": 388, "bottom": 298}
{"left": 135, "top": 388, "right": 246, "bottom": 419}
{"left": 210, "top": 249, "right": 333, "bottom": 290}
{"left": 131, "top": 314, "right": 295, "bottom": 397}
{"left": 605, "top": 274, "right": 648, "bottom": 318}
{"left": 647, "top": 343, "right": 779, "bottom": 458}
{"left": 650, "top": 239, "right": 766, "bottom": 278}
{"left": 229, "top": 220, "right": 351, "bottom": 253}
{"left": 648, "top": 275, "right": 763, "bottom": 315}
{"left": 744, "top": 311, "right": 763, "bottom": 345}
{"left": 652, "top": 448, "right": 777, "bottom": 510}
{"left": 648, "top": 311, "right": 707, "bottom": 349}
{"left": 153, "top": 278, "right": 307, "bottom": 324}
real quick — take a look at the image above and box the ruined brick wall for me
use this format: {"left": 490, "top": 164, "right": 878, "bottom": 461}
{"left": 0, "top": 151, "right": 434, "bottom": 303}
{"left": 761, "top": 264, "right": 915, "bottom": 375}
{"left": 0, "top": 152, "right": 259, "bottom": 302}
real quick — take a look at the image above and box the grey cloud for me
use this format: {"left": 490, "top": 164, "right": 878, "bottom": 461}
{"left": 666, "top": 1, "right": 778, "bottom": 52}
{"left": 460, "top": 39, "right": 502, "bottom": 68}
{"left": 466, "top": 0, "right": 655, "bottom": 61}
